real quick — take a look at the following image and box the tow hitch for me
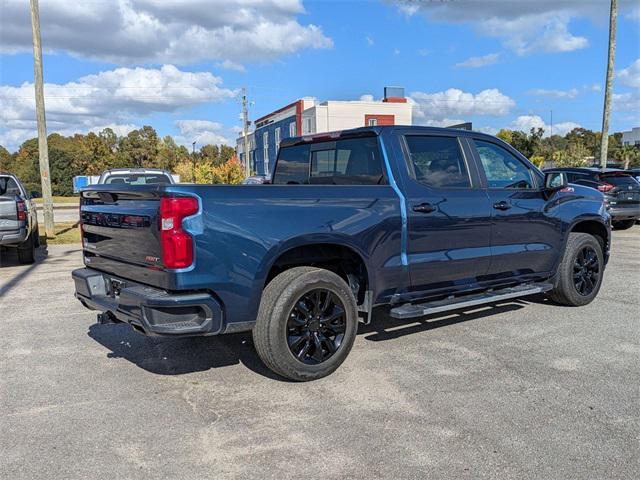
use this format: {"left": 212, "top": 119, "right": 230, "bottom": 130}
{"left": 97, "top": 311, "right": 117, "bottom": 325}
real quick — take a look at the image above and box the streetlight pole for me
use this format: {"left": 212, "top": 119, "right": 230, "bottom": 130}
{"left": 599, "top": 0, "right": 617, "bottom": 169}
{"left": 29, "top": 0, "right": 55, "bottom": 237}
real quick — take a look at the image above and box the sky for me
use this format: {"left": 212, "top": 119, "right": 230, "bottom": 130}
{"left": 0, "top": 0, "right": 639, "bottom": 152}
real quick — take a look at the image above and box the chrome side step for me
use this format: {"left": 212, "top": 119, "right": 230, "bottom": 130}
{"left": 389, "top": 283, "right": 553, "bottom": 320}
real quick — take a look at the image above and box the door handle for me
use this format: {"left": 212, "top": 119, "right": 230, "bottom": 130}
{"left": 412, "top": 202, "right": 436, "bottom": 213}
{"left": 493, "top": 201, "right": 511, "bottom": 211}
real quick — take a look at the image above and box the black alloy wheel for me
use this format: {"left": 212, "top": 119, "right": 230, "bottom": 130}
{"left": 573, "top": 245, "right": 600, "bottom": 296}
{"left": 286, "top": 289, "right": 346, "bottom": 365}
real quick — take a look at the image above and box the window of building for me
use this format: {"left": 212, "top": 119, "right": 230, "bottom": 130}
{"left": 368, "top": 118, "right": 377, "bottom": 127}
{"left": 275, "top": 127, "right": 281, "bottom": 153}
{"left": 404, "top": 136, "right": 471, "bottom": 188}
{"left": 263, "top": 132, "right": 269, "bottom": 174}
{"left": 304, "top": 117, "right": 312, "bottom": 134}
{"left": 308, "top": 137, "right": 386, "bottom": 185}
{"left": 289, "top": 122, "right": 296, "bottom": 137}
{"left": 273, "top": 144, "right": 311, "bottom": 184}
{"left": 474, "top": 140, "right": 534, "bottom": 189}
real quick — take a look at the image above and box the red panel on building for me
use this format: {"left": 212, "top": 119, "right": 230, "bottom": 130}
{"left": 364, "top": 114, "right": 395, "bottom": 126}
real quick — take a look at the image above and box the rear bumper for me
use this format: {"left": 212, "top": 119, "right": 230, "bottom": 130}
{"left": 0, "top": 227, "right": 27, "bottom": 246}
{"left": 72, "top": 267, "right": 224, "bottom": 336}
{"left": 608, "top": 206, "right": 640, "bottom": 220}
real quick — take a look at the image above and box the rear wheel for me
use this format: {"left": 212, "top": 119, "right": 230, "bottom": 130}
{"left": 547, "top": 232, "right": 603, "bottom": 306}
{"left": 252, "top": 267, "right": 358, "bottom": 381}
{"left": 17, "top": 233, "right": 36, "bottom": 264}
{"left": 612, "top": 219, "right": 636, "bottom": 230}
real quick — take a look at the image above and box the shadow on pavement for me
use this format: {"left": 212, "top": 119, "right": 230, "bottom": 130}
{"left": 87, "top": 323, "right": 284, "bottom": 380}
{"left": 360, "top": 301, "right": 527, "bottom": 342}
{"left": 0, "top": 246, "right": 48, "bottom": 298}
{"left": 87, "top": 300, "right": 528, "bottom": 380}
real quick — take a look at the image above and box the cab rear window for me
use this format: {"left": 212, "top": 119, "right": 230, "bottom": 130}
{"left": 273, "top": 137, "right": 386, "bottom": 185}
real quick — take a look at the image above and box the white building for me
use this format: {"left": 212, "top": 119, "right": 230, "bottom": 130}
{"left": 237, "top": 87, "right": 413, "bottom": 176}
{"left": 621, "top": 127, "right": 640, "bottom": 147}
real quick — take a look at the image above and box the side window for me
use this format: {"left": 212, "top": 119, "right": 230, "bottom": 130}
{"left": 404, "top": 135, "right": 471, "bottom": 188}
{"left": 0, "top": 177, "right": 21, "bottom": 195}
{"left": 474, "top": 140, "right": 534, "bottom": 189}
{"left": 273, "top": 145, "right": 311, "bottom": 185}
{"left": 309, "top": 137, "right": 386, "bottom": 185}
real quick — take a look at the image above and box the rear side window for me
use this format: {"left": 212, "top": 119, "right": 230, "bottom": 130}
{"left": 405, "top": 136, "right": 471, "bottom": 188}
{"left": 309, "top": 137, "right": 385, "bottom": 185}
{"left": 474, "top": 140, "right": 534, "bottom": 189}
{"left": 273, "top": 144, "right": 311, "bottom": 185}
{"left": 600, "top": 174, "right": 639, "bottom": 187}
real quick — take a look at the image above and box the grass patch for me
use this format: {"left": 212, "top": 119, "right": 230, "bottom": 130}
{"left": 33, "top": 196, "right": 79, "bottom": 204}
{"left": 40, "top": 222, "right": 81, "bottom": 245}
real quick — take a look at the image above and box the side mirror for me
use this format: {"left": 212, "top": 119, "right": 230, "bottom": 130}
{"left": 30, "top": 191, "right": 41, "bottom": 199}
{"left": 544, "top": 171, "right": 568, "bottom": 190}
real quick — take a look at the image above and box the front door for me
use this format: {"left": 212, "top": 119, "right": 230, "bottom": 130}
{"left": 402, "top": 134, "right": 493, "bottom": 295}
{"left": 470, "top": 138, "right": 562, "bottom": 279}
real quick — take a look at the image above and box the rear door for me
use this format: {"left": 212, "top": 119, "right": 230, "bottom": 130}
{"left": 402, "top": 133, "right": 493, "bottom": 295}
{"left": 470, "top": 138, "right": 561, "bottom": 279}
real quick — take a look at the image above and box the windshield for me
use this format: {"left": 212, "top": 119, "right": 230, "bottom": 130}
{"left": 104, "top": 173, "right": 171, "bottom": 185}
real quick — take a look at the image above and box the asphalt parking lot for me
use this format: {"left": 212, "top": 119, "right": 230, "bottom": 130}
{"left": 1, "top": 230, "right": 639, "bottom": 480}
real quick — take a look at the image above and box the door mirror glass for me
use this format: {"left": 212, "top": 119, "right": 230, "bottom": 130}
{"left": 544, "top": 171, "right": 568, "bottom": 190}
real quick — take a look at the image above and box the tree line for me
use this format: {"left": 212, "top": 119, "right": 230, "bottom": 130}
{"left": 0, "top": 125, "right": 243, "bottom": 196}
{"left": 496, "top": 127, "right": 639, "bottom": 169}
{"left": 1, "top": 125, "right": 638, "bottom": 196}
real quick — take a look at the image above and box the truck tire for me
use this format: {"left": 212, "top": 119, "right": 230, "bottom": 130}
{"left": 611, "top": 219, "right": 636, "bottom": 230}
{"left": 253, "top": 267, "right": 358, "bottom": 381}
{"left": 547, "top": 232, "right": 603, "bottom": 307}
{"left": 17, "top": 234, "right": 36, "bottom": 264}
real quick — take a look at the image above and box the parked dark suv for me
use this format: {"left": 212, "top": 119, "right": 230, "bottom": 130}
{"left": 544, "top": 167, "right": 640, "bottom": 230}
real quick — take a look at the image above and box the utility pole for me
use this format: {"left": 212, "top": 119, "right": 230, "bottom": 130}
{"left": 29, "top": 0, "right": 54, "bottom": 237}
{"left": 191, "top": 141, "right": 196, "bottom": 182}
{"left": 241, "top": 87, "right": 251, "bottom": 178}
{"left": 600, "top": 0, "right": 617, "bottom": 169}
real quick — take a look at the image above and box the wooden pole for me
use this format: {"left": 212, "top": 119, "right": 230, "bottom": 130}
{"left": 599, "top": 0, "right": 617, "bottom": 169}
{"left": 29, "top": 0, "right": 55, "bottom": 236}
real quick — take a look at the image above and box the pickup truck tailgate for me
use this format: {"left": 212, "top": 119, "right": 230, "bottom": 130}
{"left": 0, "top": 196, "right": 19, "bottom": 234}
{"left": 81, "top": 189, "right": 165, "bottom": 280}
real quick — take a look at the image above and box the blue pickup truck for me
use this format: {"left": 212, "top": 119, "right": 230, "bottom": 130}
{"left": 73, "top": 126, "right": 610, "bottom": 381}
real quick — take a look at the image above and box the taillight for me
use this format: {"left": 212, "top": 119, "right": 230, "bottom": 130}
{"left": 597, "top": 183, "right": 614, "bottom": 193}
{"left": 159, "top": 196, "right": 199, "bottom": 269}
{"left": 16, "top": 200, "right": 27, "bottom": 221}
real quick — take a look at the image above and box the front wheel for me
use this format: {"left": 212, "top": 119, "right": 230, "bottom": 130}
{"left": 612, "top": 219, "right": 636, "bottom": 230}
{"left": 252, "top": 267, "right": 358, "bottom": 381}
{"left": 547, "top": 232, "right": 604, "bottom": 306}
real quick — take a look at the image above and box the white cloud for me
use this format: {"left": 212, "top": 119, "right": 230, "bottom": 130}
{"left": 366, "top": 36, "right": 374, "bottom": 46}
{"left": 528, "top": 88, "right": 579, "bottom": 99}
{"left": 455, "top": 53, "right": 500, "bottom": 68}
{"left": 1, "top": 0, "right": 332, "bottom": 64}
{"left": 175, "top": 120, "right": 232, "bottom": 146}
{"left": 216, "top": 60, "right": 247, "bottom": 73}
{"left": 509, "top": 115, "right": 580, "bottom": 137}
{"left": 359, "top": 94, "right": 375, "bottom": 102}
{"left": 0, "top": 65, "right": 236, "bottom": 150}
{"left": 627, "top": 6, "right": 640, "bottom": 21}
{"left": 617, "top": 59, "right": 640, "bottom": 89}
{"left": 410, "top": 88, "right": 515, "bottom": 122}
{"left": 396, "top": 1, "right": 593, "bottom": 55}
{"left": 613, "top": 91, "right": 640, "bottom": 114}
